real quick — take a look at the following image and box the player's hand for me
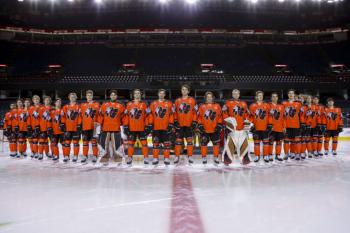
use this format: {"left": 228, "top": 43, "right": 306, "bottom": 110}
{"left": 215, "top": 124, "right": 223, "bottom": 134}
{"left": 266, "top": 124, "right": 273, "bottom": 134}
{"left": 167, "top": 124, "right": 174, "bottom": 135}
{"left": 145, "top": 125, "right": 153, "bottom": 135}
{"left": 338, "top": 127, "right": 343, "bottom": 133}
{"left": 77, "top": 124, "right": 82, "bottom": 134}
{"left": 123, "top": 126, "right": 130, "bottom": 136}
{"left": 198, "top": 124, "right": 205, "bottom": 134}
{"left": 47, "top": 127, "right": 53, "bottom": 138}
{"left": 174, "top": 121, "right": 181, "bottom": 131}
{"left": 191, "top": 121, "right": 198, "bottom": 131}
{"left": 250, "top": 126, "right": 256, "bottom": 134}
{"left": 34, "top": 126, "right": 40, "bottom": 135}
{"left": 14, "top": 126, "right": 19, "bottom": 134}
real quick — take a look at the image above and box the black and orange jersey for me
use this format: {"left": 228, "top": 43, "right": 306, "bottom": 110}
{"left": 282, "top": 101, "right": 302, "bottom": 129}
{"left": 304, "top": 104, "right": 318, "bottom": 128}
{"left": 51, "top": 108, "right": 64, "bottom": 135}
{"left": 4, "top": 111, "right": 12, "bottom": 129}
{"left": 315, "top": 104, "right": 326, "bottom": 126}
{"left": 28, "top": 105, "right": 41, "bottom": 128}
{"left": 325, "top": 107, "right": 343, "bottom": 130}
{"left": 17, "top": 108, "right": 30, "bottom": 132}
{"left": 174, "top": 97, "right": 197, "bottom": 127}
{"left": 39, "top": 105, "right": 52, "bottom": 132}
{"left": 222, "top": 99, "right": 248, "bottom": 130}
{"left": 268, "top": 103, "right": 285, "bottom": 133}
{"left": 80, "top": 101, "right": 100, "bottom": 131}
{"left": 124, "top": 100, "right": 149, "bottom": 132}
{"left": 149, "top": 100, "right": 174, "bottom": 131}
{"left": 249, "top": 102, "right": 270, "bottom": 131}
{"left": 9, "top": 108, "right": 19, "bottom": 130}
{"left": 99, "top": 101, "right": 125, "bottom": 132}
{"left": 62, "top": 103, "right": 80, "bottom": 132}
{"left": 198, "top": 103, "right": 222, "bottom": 133}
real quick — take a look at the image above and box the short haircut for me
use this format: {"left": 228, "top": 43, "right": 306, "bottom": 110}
{"left": 313, "top": 95, "right": 320, "bottom": 99}
{"left": 205, "top": 91, "right": 214, "bottom": 98}
{"left": 158, "top": 89, "right": 166, "bottom": 94}
{"left": 55, "top": 98, "right": 62, "bottom": 102}
{"left": 109, "top": 89, "right": 117, "bottom": 95}
{"left": 181, "top": 84, "right": 190, "bottom": 92}
{"left": 133, "top": 89, "right": 141, "bottom": 94}
{"left": 32, "top": 95, "right": 40, "bottom": 100}
{"left": 16, "top": 98, "right": 23, "bottom": 103}
{"left": 86, "top": 90, "right": 93, "bottom": 95}
{"left": 288, "top": 89, "right": 296, "bottom": 94}
{"left": 327, "top": 97, "right": 334, "bottom": 102}
{"left": 232, "top": 89, "right": 240, "bottom": 93}
{"left": 43, "top": 96, "right": 52, "bottom": 101}
{"left": 271, "top": 92, "right": 278, "bottom": 97}
{"left": 68, "top": 92, "right": 77, "bottom": 98}
{"left": 255, "top": 90, "right": 264, "bottom": 96}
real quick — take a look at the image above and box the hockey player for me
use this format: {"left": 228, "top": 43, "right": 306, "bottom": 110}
{"left": 268, "top": 92, "right": 285, "bottom": 162}
{"left": 282, "top": 89, "right": 303, "bottom": 160}
{"left": 249, "top": 91, "right": 271, "bottom": 163}
{"left": 79, "top": 90, "right": 100, "bottom": 163}
{"left": 173, "top": 84, "right": 198, "bottom": 164}
{"left": 197, "top": 91, "right": 223, "bottom": 164}
{"left": 123, "top": 89, "right": 151, "bottom": 165}
{"left": 28, "top": 95, "right": 42, "bottom": 158}
{"left": 99, "top": 90, "right": 125, "bottom": 163}
{"left": 149, "top": 89, "right": 174, "bottom": 165}
{"left": 222, "top": 89, "right": 249, "bottom": 131}
{"left": 16, "top": 99, "right": 31, "bottom": 158}
{"left": 313, "top": 96, "right": 327, "bottom": 156}
{"left": 37, "top": 96, "right": 53, "bottom": 160}
{"left": 50, "top": 98, "right": 65, "bottom": 161}
{"left": 324, "top": 98, "right": 343, "bottom": 156}
{"left": 62, "top": 93, "right": 81, "bottom": 162}
{"left": 4, "top": 103, "right": 17, "bottom": 157}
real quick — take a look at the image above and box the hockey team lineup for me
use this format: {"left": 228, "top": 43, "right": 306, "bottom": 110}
{"left": 2, "top": 85, "right": 344, "bottom": 167}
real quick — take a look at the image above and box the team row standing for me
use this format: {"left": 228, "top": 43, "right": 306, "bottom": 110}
{"left": 3, "top": 86, "right": 343, "bottom": 165}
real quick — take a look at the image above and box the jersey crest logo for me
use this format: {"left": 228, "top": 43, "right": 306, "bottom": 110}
{"left": 327, "top": 112, "right": 337, "bottom": 120}
{"left": 67, "top": 109, "right": 79, "bottom": 120}
{"left": 155, "top": 107, "right": 167, "bottom": 118}
{"left": 204, "top": 109, "right": 216, "bottom": 121}
{"left": 85, "top": 108, "right": 97, "bottom": 119}
{"left": 130, "top": 108, "right": 142, "bottom": 119}
{"left": 179, "top": 103, "right": 191, "bottom": 114}
{"left": 233, "top": 106, "right": 244, "bottom": 116}
{"left": 106, "top": 107, "right": 119, "bottom": 118}
{"left": 255, "top": 108, "right": 266, "bottom": 120}
{"left": 285, "top": 107, "right": 296, "bottom": 117}
{"left": 270, "top": 109, "right": 280, "bottom": 120}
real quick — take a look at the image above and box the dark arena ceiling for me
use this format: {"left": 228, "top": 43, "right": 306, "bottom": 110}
{"left": 0, "top": 0, "right": 350, "bottom": 30}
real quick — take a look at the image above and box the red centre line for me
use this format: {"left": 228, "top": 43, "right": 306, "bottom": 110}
{"left": 170, "top": 169, "right": 205, "bottom": 233}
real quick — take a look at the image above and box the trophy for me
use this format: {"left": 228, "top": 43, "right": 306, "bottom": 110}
{"left": 221, "top": 117, "right": 251, "bottom": 165}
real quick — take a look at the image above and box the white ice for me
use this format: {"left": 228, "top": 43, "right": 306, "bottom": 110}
{"left": 0, "top": 141, "right": 349, "bottom": 233}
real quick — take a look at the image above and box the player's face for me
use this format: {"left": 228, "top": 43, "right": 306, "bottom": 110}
{"left": 24, "top": 100, "right": 31, "bottom": 108}
{"left": 55, "top": 100, "right": 61, "bottom": 108}
{"left": 271, "top": 94, "right": 278, "bottom": 103}
{"left": 181, "top": 87, "right": 189, "bottom": 96}
{"left": 17, "top": 100, "right": 23, "bottom": 108}
{"left": 86, "top": 93, "right": 93, "bottom": 102}
{"left": 44, "top": 98, "right": 51, "bottom": 106}
{"left": 306, "top": 96, "right": 312, "bottom": 104}
{"left": 69, "top": 94, "right": 77, "bottom": 103}
{"left": 232, "top": 90, "right": 240, "bottom": 100}
{"left": 206, "top": 94, "right": 213, "bottom": 103}
{"left": 288, "top": 91, "right": 295, "bottom": 100}
{"left": 313, "top": 98, "right": 319, "bottom": 105}
{"left": 256, "top": 93, "right": 264, "bottom": 102}
{"left": 328, "top": 100, "right": 334, "bottom": 107}
{"left": 110, "top": 93, "right": 117, "bottom": 101}
{"left": 10, "top": 104, "right": 16, "bottom": 109}
{"left": 133, "top": 90, "right": 141, "bottom": 100}
{"left": 32, "top": 97, "right": 40, "bottom": 105}
{"left": 158, "top": 91, "right": 166, "bottom": 100}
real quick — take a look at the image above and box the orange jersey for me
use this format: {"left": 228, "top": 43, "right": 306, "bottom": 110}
{"left": 39, "top": 105, "right": 53, "bottom": 131}
{"left": 304, "top": 104, "right": 318, "bottom": 128}
{"left": 222, "top": 100, "right": 248, "bottom": 130}
{"left": 174, "top": 97, "right": 198, "bottom": 127}
{"left": 315, "top": 104, "right": 326, "bottom": 125}
{"left": 268, "top": 103, "right": 285, "bottom": 133}
{"left": 28, "top": 105, "right": 42, "bottom": 128}
{"left": 17, "top": 108, "right": 30, "bottom": 132}
{"left": 4, "top": 111, "right": 12, "bottom": 129}
{"left": 149, "top": 100, "right": 174, "bottom": 131}
{"left": 51, "top": 108, "right": 65, "bottom": 135}
{"left": 249, "top": 102, "right": 270, "bottom": 131}
{"left": 325, "top": 107, "right": 343, "bottom": 130}
{"left": 99, "top": 101, "right": 125, "bottom": 132}
{"left": 124, "top": 101, "right": 149, "bottom": 132}
{"left": 80, "top": 101, "right": 100, "bottom": 131}
{"left": 10, "top": 109, "right": 19, "bottom": 130}
{"left": 198, "top": 103, "right": 222, "bottom": 133}
{"left": 62, "top": 103, "right": 80, "bottom": 132}
{"left": 282, "top": 101, "right": 302, "bottom": 129}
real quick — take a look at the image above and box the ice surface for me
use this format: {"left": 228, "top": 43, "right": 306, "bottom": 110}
{"left": 0, "top": 141, "right": 349, "bottom": 233}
